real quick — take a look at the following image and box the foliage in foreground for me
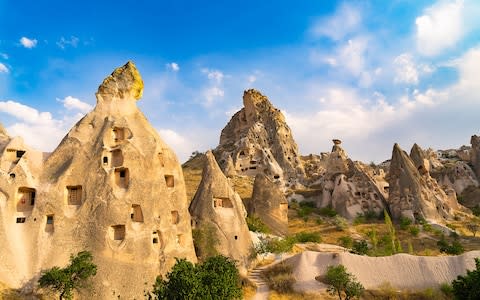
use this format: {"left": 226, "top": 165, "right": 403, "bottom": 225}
{"left": 38, "top": 251, "right": 97, "bottom": 300}
{"left": 451, "top": 257, "right": 480, "bottom": 300}
{"left": 324, "top": 264, "right": 364, "bottom": 300}
{"left": 148, "top": 255, "right": 242, "bottom": 300}
{"left": 252, "top": 232, "right": 322, "bottom": 255}
{"left": 246, "top": 216, "right": 270, "bottom": 233}
{"left": 192, "top": 223, "right": 219, "bottom": 261}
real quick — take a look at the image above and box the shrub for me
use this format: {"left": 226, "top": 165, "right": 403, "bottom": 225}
{"left": 38, "top": 251, "right": 97, "bottom": 300}
{"left": 148, "top": 256, "right": 242, "bottom": 300}
{"left": 246, "top": 216, "right": 270, "bottom": 234}
{"left": 399, "top": 217, "right": 412, "bottom": 230}
{"left": 293, "top": 231, "right": 322, "bottom": 243}
{"left": 437, "top": 236, "right": 464, "bottom": 255}
{"left": 318, "top": 206, "right": 338, "bottom": 217}
{"left": 323, "top": 264, "right": 364, "bottom": 300}
{"left": 409, "top": 225, "right": 420, "bottom": 236}
{"left": 263, "top": 262, "right": 295, "bottom": 293}
{"left": 339, "top": 236, "right": 353, "bottom": 249}
{"left": 352, "top": 240, "right": 369, "bottom": 255}
{"left": 452, "top": 258, "right": 480, "bottom": 300}
{"left": 440, "top": 282, "right": 453, "bottom": 297}
{"left": 353, "top": 214, "right": 366, "bottom": 225}
{"left": 334, "top": 216, "right": 348, "bottom": 231}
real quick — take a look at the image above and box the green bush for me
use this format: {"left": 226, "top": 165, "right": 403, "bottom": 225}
{"left": 409, "top": 225, "right": 420, "bottom": 236}
{"left": 323, "top": 264, "right": 364, "bottom": 300}
{"left": 293, "top": 231, "right": 322, "bottom": 243}
{"left": 452, "top": 258, "right": 480, "bottom": 300}
{"left": 38, "top": 251, "right": 97, "bottom": 300}
{"left": 352, "top": 240, "right": 369, "bottom": 255}
{"left": 353, "top": 214, "right": 366, "bottom": 225}
{"left": 440, "top": 282, "right": 453, "bottom": 297}
{"left": 318, "top": 206, "right": 338, "bottom": 217}
{"left": 148, "top": 256, "right": 242, "bottom": 300}
{"left": 399, "top": 217, "right": 412, "bottom": 230}
{"left": 339, "top": 236, "right": 353, "bottom": 249}
{"left": 246, "top": 216, "right": 270, "bottom": 234}
{"left": 437, "top": 236, "right": 464, "bottom": 255}
{"left": 334, "top": 216, "right": 348, "bottom": 231}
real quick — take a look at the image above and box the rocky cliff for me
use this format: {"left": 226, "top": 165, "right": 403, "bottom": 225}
{"left": 215, "top": 89, "right": 305, "bottom": 189}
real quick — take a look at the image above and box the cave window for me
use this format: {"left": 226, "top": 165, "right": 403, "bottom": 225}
{"left": 249, "top": 166, "right": 257, "bottom": 170}
{"left": 171, "top": 211, "right": 179, "bottom": 224}
{"left": 103, "top": 157, "right": 108, "bottom": 165}
{"left": 16, "top": 150, "right": 26, "bottom": 158}
{"left": 16, "top": 217, "right": 26, "bottom": 223}
{"left": 111, "top": 225, "right": 126, "bottom": 240}
{"left": 176, "top": 234, "right": 183, "bottom": 246}
{"left": 384, "top": 186, "right": 389, "bottom": 192}
{"left": 67, "top": 186, "right": 82, "bottom": 205}
{"left": 213, "top": 197, "right": 233, "bottom": 208}
{"left": 234, "top": 235, "right": 238, "bottom": 240}
{"left": 17, "top": 187, "right": 36, "bottom": 212}
{"left": 250, "top": 160, "right": 257, "bottom": 165}
{"left": 239, "top": 151, "right": 245, "bottom": 157}
{"left": 115, "top": 168, "right": 129, "bottom": 188}
{"left": 273, "top": 175, "right": 280, "bottom": 179}
{"left": 131, "top": 205, "right": 144, "bottom": 222}
{"left": 45, "top": 215, "right": 54, "bottom": 232}
{"left": 9, "top": 173, "right": 15, "bottom": 179}
{"left": 165, "top": 175, "right": 174, "bottom": 188}
{"left": 153, "top": 237, "right": 158, "bottom": 244}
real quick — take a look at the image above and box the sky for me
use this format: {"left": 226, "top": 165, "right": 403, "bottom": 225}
{"left": 1, "top": 0, "right": 480, "bottom": 163}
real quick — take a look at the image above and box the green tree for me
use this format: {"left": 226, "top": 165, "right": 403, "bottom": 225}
{"left": 384, "top": 210, "right": 396, "bottom": 254}
{"left": 452, "top": 258, "right": 480, "bottom": 300}
{"left": 324, "top": 265, "right": 364, "bottom": 300}
{"left": 38, "top": 251, "right": 97, "bottom": 300}
{"left": 149, "top": 255, "right": 242, "bottom": 300}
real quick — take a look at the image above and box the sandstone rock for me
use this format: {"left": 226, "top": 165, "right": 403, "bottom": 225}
{"left": 387, "top": 143, "right": 462, "bottom": 222}
{"left": 410, "top": 143, "right": 430, "bottom": 175}
{"left": 470, "top": 135, "right": 480, "bottom": 178}
{"left": 316, "top": 140, "right": 387, "bottom": 219}
{"left": 189, "top": 151, "right": 252, "bottom": 274}
{"left": 222, "top": 154, "right": 237, "bottom": 177}
{"left": 215, "top": 89, "right": 305, "bottom": 188}
{"left": 248, "top": 173, "right": 288, "bottom": 236}
{"left": 0, "top": 62, "right": 196, "bottom": 298}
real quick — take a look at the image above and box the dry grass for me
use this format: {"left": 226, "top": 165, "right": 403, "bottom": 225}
{"left": 242, "top": 278, "right": 257, "bottom": 300}
{"left": 268, "top": 291, "right": 326, "bottom": 300}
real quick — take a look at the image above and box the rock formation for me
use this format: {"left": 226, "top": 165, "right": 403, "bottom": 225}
{"left": 189, "top": 151, "right": 252, "bottom": 274}
{"left": 215, "top": 89, "right": 305, "bottom": 188}
{"left": 248, "top": 173, "right": 288, "bottom": 236}
{"left": 471, "top": 135, "right": 480, "bottom": 178}
{"left": 387, "top": 143, "right": 462, "bottom": 222}
{"left": 316, "top": 140, "right": 387, "bottom": 219}
{"left": 0, "top": 61, "right": 196, "bottom": 298}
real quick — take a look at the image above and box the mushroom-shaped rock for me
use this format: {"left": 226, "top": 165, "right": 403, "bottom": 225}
{"left": 189, "top": 151, "right": 252, "bottom": 274}
{"left": 248, "top": 173, "right": 288, "bottom": 236}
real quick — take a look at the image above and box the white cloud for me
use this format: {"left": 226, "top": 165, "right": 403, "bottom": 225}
{"left": 158, "top": 129, "right": 192, "bottom": 163}
{"left": 19, "top": 37, "right": 37, "bottom": 49}
{"left": 57, "top": 96, "right": 93, "bottom": 114}
{"left": 0, "top": 100, "right": 84, "bottom": 151}
{"left": 247, "top": 75, "right": 257, "bottom": 83}
{"left": 56, "top": 36, "right": 79, "bottom": 49}
{"left": 203, "top": 87, "right": 224, "bottom": 107}
{"left": 311, "top": 3, "right": 362, "bottom": 41}
{"left": 202, "top": 68, "right": 224, "bottom": 83}
{"left": 394, "top": 53, "right": 419, "bottom": 84}
{"left": 0, "top": 63, "right": 8, "bottom": 73}
{"left": 415, "top": 0, "right": 464, "bottom": 56}
{"left": 166, "top": 62, "right": 180, "bottom": 72}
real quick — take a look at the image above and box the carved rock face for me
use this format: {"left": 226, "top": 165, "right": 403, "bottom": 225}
{"left": 189, "top": 151, "right": 252, "bottom": 274}
{"left": 387, "top": 143, "right": 462, "bottom": 222}
{"left": 215, "top": 89, "right": 305, "bottom": 189}
{"left": 0, "top": 62, "right": 196, "bottom": 298}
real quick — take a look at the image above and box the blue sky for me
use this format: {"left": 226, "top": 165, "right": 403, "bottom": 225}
{"left": 1, "top": 0, "right": 480, "bottom": 163}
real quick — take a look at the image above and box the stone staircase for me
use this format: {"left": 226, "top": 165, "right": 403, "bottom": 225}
{"left": 248, "top": 266, "right": 270, "bottom": 300}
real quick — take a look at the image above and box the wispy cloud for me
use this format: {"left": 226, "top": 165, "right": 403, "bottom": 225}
{"left": 310, "top": 3, "right": 362, "bottom": 41}
{"left": 0, "top": 63, "right": 8, "bottom": 73}
{"left": 19, "top": 37, "right": 37, "bottom": 49}
{"left": 200, "top": 68, "right": 225, "bottom": 107}
{"left": 0, "top": 53, "right": 8, "bottom": 60}
{"left": 166, "top": 62, "right": 180, "bottom": 72}
{"left": 56, "top": 36, "right": 79, "bottom": 49}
